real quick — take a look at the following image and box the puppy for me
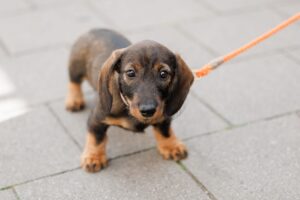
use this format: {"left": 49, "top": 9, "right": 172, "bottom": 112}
{"left": 65, "top": 29, "right": 194, "bottom": 172}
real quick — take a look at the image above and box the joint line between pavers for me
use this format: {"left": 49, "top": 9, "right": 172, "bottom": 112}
{"left": 0, "top": 148, "right": 157, "bottom": 190}
{"left": 174, "top": 25, "right": 219, "bottom": 57}
{"left": 177, "top": 162, "right": 218, "bottom": 200}
{"left": 282, "top": 51, "right": 300, "bottom": 65}
{"left": 46, "top": 104, "right": 83, "bottom": 151}
{"left": 0, "top": 167, "right": 80, "bottom": 191}
{"left": 181, "top": 108, "right": 300, "bottom": 142}
{"left": 12, "top": 187, "right": 21, "bottom": 200}
{"left": 0, "top": 38, "right": 11, "bottom": 56}
{"left": 182, "top": 127, "right": 232, "bottom": 143}
{"left": 190, "top": 91, "right": 233, "bottom": 127}
{"left": 109, "top": 146, "right": 155, "bottom": 161}
{"left": 234, "top": 109, "right": 300, "bottom": 129}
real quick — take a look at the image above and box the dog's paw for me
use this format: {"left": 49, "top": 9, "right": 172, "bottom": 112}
{"left": 65, "top": 94, "right": 85, "bottom": 112}
{"left": 158, "top": 141, "right": 188, "bottom": 161}
{"left": 81, "top": 154, "right": 108, "bottom": 173}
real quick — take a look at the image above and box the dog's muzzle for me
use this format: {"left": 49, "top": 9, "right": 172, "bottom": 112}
{"left": 138, "top": 99, "right": 157, "bottom": 117}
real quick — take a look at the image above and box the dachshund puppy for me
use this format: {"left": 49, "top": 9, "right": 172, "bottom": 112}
{"left": 65, "top": 29, "right": 194, "bottom": 172}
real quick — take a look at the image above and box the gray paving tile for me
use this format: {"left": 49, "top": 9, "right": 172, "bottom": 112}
{"left": 28, "top": 0, "right": 79, "bottom": 8}
{"left": 192, "top": 53, "right": 300, "bottom": 125}
{"left": 286, "top": 48, "right": 300, "bottom": 63}
{"left": 0, "top": 48, "right": 91, "bottom": 106}
{"left": 180, "top": 9, "right": 300, "bottom": 58}
{"left": 0, "top": 106, "right": 80, "bottom": 188}
{"left": 49, "top": 94, "right": 156, "bottom": 158}
{"left": 127, "top": 26, "right": 214, "bottom": 67}
{"left": 49, "top": 93, "right": 228, "bottom": 158}
{"left": 90, "top": 0, "right": 212, "bottom": 30}
{"left": 202, "top": 0, "right": 298, "bottom": 12}
{"left": 0, "top": 189, "right": 17, "bottom": 200}
{"left": 0, "top": 0, "right": 30, "bottom": 17}
{"left": 183, "top": 114, "right": 300, "bottom": 200}
{"left": 16, "top": 149, "right": 210, "bottom": 200}
{"left": 274, "top": 3, "right": 300, "bottom": 18}
{"left": 0, "top": 2, "right": 108, "bottom": 54}
{"left": 0, "top": 96, "right": 29, "bottom": 123}
{"left": 0, "top": 47, "right": 6, "bottom": 59}
{"left": 173, "top": 94, "right": 228, "bottom": 137}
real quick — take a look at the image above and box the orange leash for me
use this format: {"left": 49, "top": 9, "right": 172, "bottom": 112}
{"left": 194, "top": 13, "right": 300, "bottom": 78}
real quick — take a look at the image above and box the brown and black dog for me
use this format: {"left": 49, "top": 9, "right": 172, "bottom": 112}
{"left": 65, "top": 29, "right": 194, "bottom": 172}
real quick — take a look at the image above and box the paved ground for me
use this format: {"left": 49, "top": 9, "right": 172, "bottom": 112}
{"left": 0, "top": 0, "right": 299, "bottom": 199}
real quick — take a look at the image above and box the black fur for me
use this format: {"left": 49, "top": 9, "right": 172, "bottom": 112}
{"left": 153, "top": 119, "right": 171, "bottom": 138}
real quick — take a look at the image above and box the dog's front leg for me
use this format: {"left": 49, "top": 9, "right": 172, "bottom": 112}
{"left": 153, "top": 120, "right": 188, "bottom": 161}
{"left": 81, "top": 119, "right": 109, "bottom": 173}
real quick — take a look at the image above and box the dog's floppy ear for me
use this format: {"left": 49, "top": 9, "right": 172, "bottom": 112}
{"left": 166, "top": 54, "right": 194, "bottom": 116}
{"left": 98, "top": 48, "right": 125, "bottom": 114}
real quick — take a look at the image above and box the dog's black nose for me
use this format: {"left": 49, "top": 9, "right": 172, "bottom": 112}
{"left": 139, "top": 101, "right": 157, "bottom": 117}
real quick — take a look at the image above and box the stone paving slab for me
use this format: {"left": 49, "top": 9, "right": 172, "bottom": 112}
{"left": 0, "top": 46, "right": 6, "bottom": 59}
{"left": 173, "top": 94, "right": 229, "bottom": 137}
{"left": 90, "top": 0, "right": 212, "bottom": 30}
{"left": 180, "top": 9, "right": 300, "bottom": 58}
{"left": 0, "top": 97, "right": 29, "bottom": 123}
{"left": 286, "top": 48, "right": 300, "bottom": 63}
{"left": 49, "top": 93, "right": 228, "bottom": 158}
{"left": 0, "top": 2, "right": 108, "bottom": 54}
{"left": 0, "top": 189, "right": 17, "bottom": 200}
{"left": 28, "top": 0, "right": 78, "bottom": 8}
{"left": 0, "top": 0, "right": 30, "bottom": 18}
{"left": 274, "top": 2, "right": 300, "bottom": 19}
{"left": 15, "top": 149, "right": 210, "bottom": 200}
{"left": 0, "top": 106, "right": 80, "bottom": 188}
{"left": 0, "top": 48, "right": 91, "bottom": 106}
{"left": 127, "top": 26, "right": 214, "bottom": 67}
{"left": 49, "top": 94, "right": 156, "bottom": 158}
{"left": 183, "top": 114, "right": 300, "bottom": 200}
{"left": 202, "top": 0, "right": 298, "bottom": 12}
{"left": 192, "top": 53, "right": 300, "bottom": 125}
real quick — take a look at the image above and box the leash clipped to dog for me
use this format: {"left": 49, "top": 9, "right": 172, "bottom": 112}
{"left": 194, "top": 13, "right": 300, "bottom": 78}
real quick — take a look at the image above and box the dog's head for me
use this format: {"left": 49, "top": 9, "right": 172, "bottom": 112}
{"left": 98, "top": 40, "right": 194, "bottom": 124}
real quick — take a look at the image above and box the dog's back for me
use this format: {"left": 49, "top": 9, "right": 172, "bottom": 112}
{"left": 68, "top": 29, "right": 131, "bottom": 89}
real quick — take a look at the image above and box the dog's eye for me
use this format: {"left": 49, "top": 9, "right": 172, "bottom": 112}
{"left": 126, "top": 69, "right": 136, "bottom": 78}
{"left": 159, "top": 70, "right": 169, "bottom": 80}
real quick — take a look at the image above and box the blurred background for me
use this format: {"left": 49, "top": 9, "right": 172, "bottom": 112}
{"left": 0, "top": 0, "right": 299, "bottom": 199}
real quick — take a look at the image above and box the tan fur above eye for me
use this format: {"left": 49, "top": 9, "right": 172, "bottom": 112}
{"left": 124, "top": 63, "right": 142, "bottom": 71}
{"left": 155, "top": 63, "right": 171, "bottom": 72}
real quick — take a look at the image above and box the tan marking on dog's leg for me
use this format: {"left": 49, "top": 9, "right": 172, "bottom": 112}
{"left": 65, "top": 82, "right": 85, "bottom": 111}
{"left": 153, "top": 127, "right": 188, "bottom": 161}
{"left": 81, "top": 132, "right": 108, "bottom": 173}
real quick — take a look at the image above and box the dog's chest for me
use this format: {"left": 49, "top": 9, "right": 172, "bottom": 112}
{"left": 103, "top": 115, "right": 148, "bottom": 132}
